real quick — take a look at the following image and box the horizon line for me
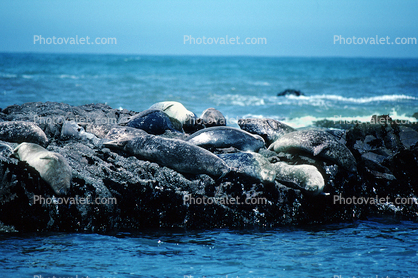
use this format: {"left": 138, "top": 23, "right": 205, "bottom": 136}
{"left": 1, "top": 51, "right": 418, "bottom": 60}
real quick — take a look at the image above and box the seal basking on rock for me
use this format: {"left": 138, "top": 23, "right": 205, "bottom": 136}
{"left": 0, "top": 121, "right": 48, "bottom": 147}
{"left": 218, "top": 152, "right": 277, "bottom": 183}
{"left": 273, "top": 162, "right": 325, "bottom": 195}
{"left": 149, "top": 101, "right": 197, "bottom": 131}
{"left": 199, "top": 108, "right": 226, "bottom": 128}
{"left": 61, "top": 121, "right": 102, "bottom": 147}
{"left": 219, "top": 151, "right": 325, "bottom": 195}
{"left": 238, "top": 118, "right": 295, "bottom": 146}
{"left": 14, "top": 143, "right": 72, "bottom": 195}
{"left": 185, "top": 126, "right": 265, "bottom": 152}
{"left": 268, "top": 129, "right": 357, "bottom": 172}
{"left": 105, "top": 126, "right": 148, "bottom": 141}
{"left": 105, "top": 135, "right": 230, "bottom": 177}
{"left": 127, "top": 109, "right": 182, "bottom": 134}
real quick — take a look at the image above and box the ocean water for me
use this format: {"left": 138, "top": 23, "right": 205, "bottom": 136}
{"left": 0, "top": 219, "right": 417, "bottom": 278}
{"left": 1, "top": 53, "right": 417, "bottom": 127}
{"left": 1, "top": 53, "right": 418, "bottom": 277}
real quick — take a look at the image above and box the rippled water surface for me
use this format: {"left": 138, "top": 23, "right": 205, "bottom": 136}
{"left": 1, "top": 53, "right": 417, "bottom": 127}
{"left": 1, "top": 219, "right": 417, "bottom": 278}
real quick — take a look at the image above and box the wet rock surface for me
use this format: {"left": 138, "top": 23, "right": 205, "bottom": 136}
{"left": 0, "top": 102, "right": 417, "bottom": 233}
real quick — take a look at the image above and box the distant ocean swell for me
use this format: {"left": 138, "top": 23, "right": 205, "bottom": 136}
{"left": 1, "top": 54, "right": 417, "bottom": 129}
{"left": 210, "top": 94, "right": 417, "bottom": 128}
{"left": 210, "top": 93, "right": 416, "bottom": 106}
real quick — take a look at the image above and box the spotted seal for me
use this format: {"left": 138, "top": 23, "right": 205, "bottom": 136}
{"left": 199, "top": 108, "right": 226, "bottom": 128}
{"left": 127, "top": 109, "right": 182, "bottom": 134}
{"left": 105, "top": 135, "right": 230, "bottom": 177}
{"left": 268, "top": 129, "right": 357, "bottom": 172}
{"left": 273, "top": 162, "right": 325, "bottom": 195}
{"left": 238, "top": 118, "right": 295, "bottom": 146}
{"left": 218, "top": 152, "right": 276, "bottom": 183}
{"left": 185, "top": 126, "right": 265, "bottom": 152}
{"left": 0, "top": 121, "right": 48, "bottom": 147}
{"left": 149, "top": 101, "right": 196, "bottom": 131}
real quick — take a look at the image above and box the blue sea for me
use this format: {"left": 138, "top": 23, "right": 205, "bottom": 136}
{"left": 1, "top": 53, "right": 417, "bottom": 127}
{"left": 1, "top": 53, "right": 418, "bottom": 277}
{"left": 0, "top": 219, "right": 418, "bottom": 277}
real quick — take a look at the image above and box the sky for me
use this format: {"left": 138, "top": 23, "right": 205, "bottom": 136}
{"left": 0, "top": 0, "right": 417, "bottom": 58}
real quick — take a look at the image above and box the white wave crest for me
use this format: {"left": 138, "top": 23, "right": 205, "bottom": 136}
{"left": 211, "top": 94, "right": 268, "bottom": 106}
{"left": 59, "top": 74, "right": 81, "bottom": 79}
{"left": 0, "top": 73, "right": 17, "bottom": 78}
{"left": 247, "top": 81, "right": 271, "bottom": 86}
{"left": 233, "top": 109, "right": 417, "bottom": 128}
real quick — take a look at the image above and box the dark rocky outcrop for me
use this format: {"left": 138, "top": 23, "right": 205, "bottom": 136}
{"left": 277, "top": 89, "right": 304, "bottom": 97}
{"left": 0, "top": 103, "right": 417, "bottom": 233}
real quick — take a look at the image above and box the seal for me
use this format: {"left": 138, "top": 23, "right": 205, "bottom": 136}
{"left": 238, "top": 118, "right": 295, "bottom": 145}
{"left": 127, "top": 109, "right": 182, "bottom": 134}
{"left": 268, "top": 129, "right": 357, "bottom": 172}
{"left": 105, "top": 126, "right": 148, "bottom": 141}
{"left": 218, "top": 152, "right": 276, "bottom": 183}
{"left": 149, "top": 101, "right": 197, "bottom": 131}
{"left": 0, "top": 121, "right": 48, "bottom": 147}
{"left": 60, "top": 121, "right": 84, "bottom": 139}
{"left": 199, "top": 108, "right": 226, "bottom": 128}
{"left": 185, "top": 126, "right": 265, "bottom": 152}
{"left": 14, "top": 142, "right": 72, "bottom": 195}
{"left": 273, "top": 162, "right": 325, "bottom": 195}
{"left": 61, "top": 121, "right": 102, "bottom": 147}
{"left": 105, "top": 134, "right": 230, "bottom": 177}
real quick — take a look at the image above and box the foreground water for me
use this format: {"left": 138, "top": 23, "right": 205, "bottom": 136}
{"left": 0, "top": 219, "right": 417, "bottom": 278}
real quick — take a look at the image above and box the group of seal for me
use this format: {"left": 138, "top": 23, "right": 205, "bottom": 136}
{"left": 0, "top": 121, "right": 72, "bottom": 195}
{"left": 268, "top": 129, "right": 357, "bottom": 173}
{"left": 104, "top": 101, "right": 358, "bottom": 195}
{"left": 1, "top": 100, "right": 358, "bottom": 197}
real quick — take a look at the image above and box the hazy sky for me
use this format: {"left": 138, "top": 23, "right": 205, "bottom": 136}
{"left": 1, "top": 0, "right": 417, "bottom": 57}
